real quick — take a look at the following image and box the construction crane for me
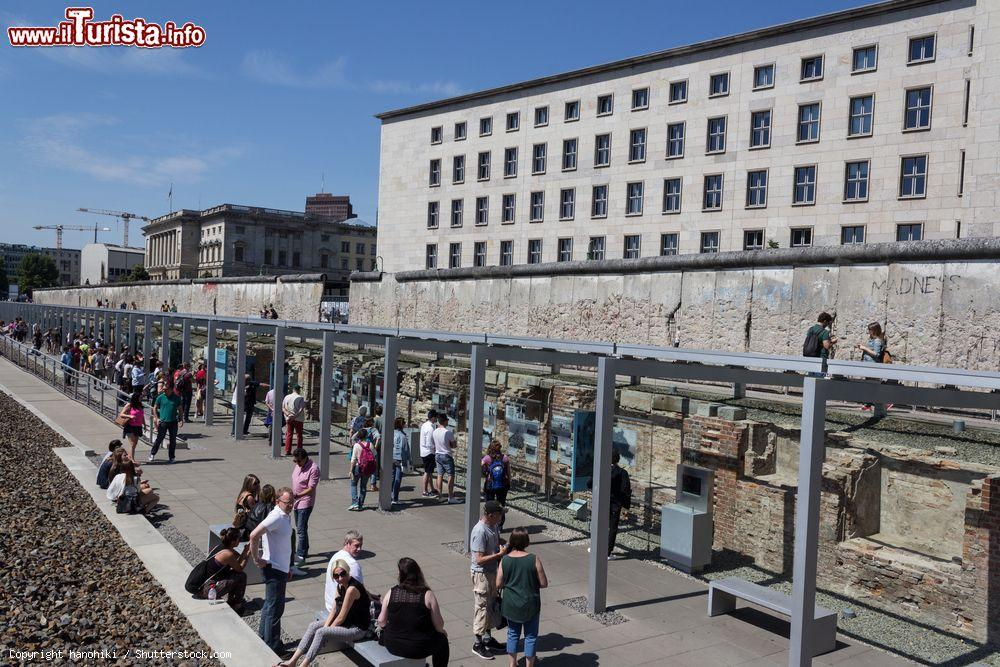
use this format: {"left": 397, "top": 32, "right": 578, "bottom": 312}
{"left": 33, "top": 224, "right": 111, "bottom": 249}
{"left": 77, "top": 208, "right": 151, "bottom": 247}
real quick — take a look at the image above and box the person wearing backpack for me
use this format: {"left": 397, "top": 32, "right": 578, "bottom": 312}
{"left": 802, "top": 312, "right": 838, "bottom": 360}
{"left": 174, "top": 362, "right": 194, "bottom": 422}
{"left": 349, "top": 424, "right": 378, "bottom": 511}
{"left": 391, "top": 417, "right": 411, "bottom": 506}
{"left": 482, "top": 439, "right": 511, "bottom": 530}
{"left": 184, "top": 526, "right": 249, "bottom": 614}
{"left": 856, "top": 322, "right": 894, "bottom": 414}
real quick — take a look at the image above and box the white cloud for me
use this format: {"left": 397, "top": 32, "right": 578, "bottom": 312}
{"left": 21, "top": 114, "right": 244, "bottom": 187}
{"left": 241, "top": 50, "right": 462, "bottom": 96}
{"left": 36, "top": 45, "right": 202, "bottom": 76}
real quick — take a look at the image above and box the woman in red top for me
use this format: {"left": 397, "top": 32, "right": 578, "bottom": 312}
{"left": 194, "top": 362, "right": 208, "bottom": 418}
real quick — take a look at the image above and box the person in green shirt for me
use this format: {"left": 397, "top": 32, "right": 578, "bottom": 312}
{"left": 804, "top": 312, "right": 838, "bottom": 360}
{"left": 150, "top": 381, "right": 184, "bottom": 463}
{"left": 496, "top": 527, "right": 548, "bottom": 667}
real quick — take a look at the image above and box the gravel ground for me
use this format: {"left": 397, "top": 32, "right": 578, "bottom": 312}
{"left": 557, "top": 596, "right": 627, "bottom": 626}
{"left": 0, "top": 392, "right": 222, "bottom": 666}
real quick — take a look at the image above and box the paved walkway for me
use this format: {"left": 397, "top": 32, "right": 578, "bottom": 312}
{"left": 0, "top": 355, "right": 908, "bottom": 666}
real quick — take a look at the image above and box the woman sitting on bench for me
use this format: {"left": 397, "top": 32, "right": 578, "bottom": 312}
{"left": 277, "top": 559, "right": 371, "bottom": 667}
{"left": 378, "top": 557, "right": 449, "bottom": 667}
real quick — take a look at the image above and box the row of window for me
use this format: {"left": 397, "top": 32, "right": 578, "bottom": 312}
{"left": 425, "top": 223, "right": 926, "bottom": 268}
{"left": 427, "top": 153, "right": 938, "bottom": 228}
{"left": 430, "top": 34, "right": 952, "bottom": 144}
{"left": 428, "top": 85, "right": 946, "bottom": 187}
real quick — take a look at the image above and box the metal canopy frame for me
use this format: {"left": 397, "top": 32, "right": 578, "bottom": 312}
{"left": 4, "top": 301, "right": 998, "bottom": 667}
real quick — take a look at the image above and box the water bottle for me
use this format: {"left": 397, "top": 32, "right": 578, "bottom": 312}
{"left": 208, "top": 583, "right": 219, "bottom": 604}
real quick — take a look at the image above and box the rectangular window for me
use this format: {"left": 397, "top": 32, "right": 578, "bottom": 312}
{"left": 527, "top": 239, "right": 542, "bottom": 264}
{"left": 431, "top": 126, "right": 442, "bottom": 144}
{"left": 236, "top": 246, "right": 245, "bottom": 262}
{"left": 844, "top": 160, "right": 870, "bottom": 202}
{"left": 449, "top": 243, "right": 461, "bottom": 268}
{"left": 265, "top": 248, "right": 273, "bottom": 265}
{"left": 557, "top": 238, "right": 573, "bottom": 262}
{"left": 852, "top": 45, "right": 877, "bottom": 73}
{"left": 425, "top": 244, "right": 437, "bottom": 269}
{"left": 341, "top": 241, "right": 350, "bottom": 253}
{"left": 662, "top": 178, "right": 682, "bottom": 214}
{"left": 340, "top": 257, "right": 348, "bottom": 270}
{"left": 564, "top": 100, "right": 580, "bottom": 122}
{"left": 477, "top": 151, "right": 490, "bottom": 180}
{"left": 800, "top": 55, "right": 824, "bottom": 81}
{"left": 597, "top": 94, "right": 614, "bottom": 115}
{"left": 897, "top": 223, "right": 923, "bottom": 241}
{"left": 530, "top": 192, "right": 544, "bottom": 222}
{"left": 479, "top": 117, "right": 492, "bottom": 136}
{"left": 793, "top": 165, "right": 817, "bottom": 205}
{"left": 291, "top": 251, "right": 300, "bottom": 268}
{"left": 591, "top": 185, "right": 608, "bottom": 218}
{"left": 506, "top": 111, "right": 520, "bottom": 131}
{"left": 629, "top": 128, "right": 647, "bottom": 162}
{"left": 474, "top": 241, "right": 487, "bottom": 267}
{"left": 559, "top": 188, "right": 575, "bottom": 220}
{"left": 959, "top": 149, "right": 966, "bottom": 195}
{"left": 899, "top": 155, "right": 928, "bottom": 198}
{"left": 797, "top": 103, "right": 821, "bottom": 143}
{"left": 631, "top": 87, "right": 649, "bottom": 110}
{"left": 476, "top": 196, "right": 489, "bottom": 225}
{"left": 963, "top": 79, "right": 971, "bottom": 126}
{"left": 669, "top": 80, "right": 688, "bottom": 104}
{"left": 587, "top": 236, "right": 605, "bottom": 261}
{"left": 594, "top": 133, "right": 611, "bottom": 167}
{"left": 660, "top": 233, "right": 679, "bottom": 256}
{"left": 534, "top": 106, "right": 549, "bottom": 127}
{"left": 503, "top": 147, "right": 518, "bottom": 177}
{"left": 709, "top": 72, "right": 729, "bottom": 97}
{"left": 750, "top": 110, "right": 771, "bottom": 148}
{"left": 904, "top": 87, "right": 932, "bottom": 131}
{"left": 848, "top": 95, "right": 874, "bottom": 137}
{"left": 790, "top": 227, "right": 813, "bottom": 247}
{"left": 450, "top": 199, "right": 463, "bottom": 227}
{"left": 499, "top": 240, "right": 513, "bottom": 266}
{"left": 700, "top": 231, "right": 720, "bottom": 254}
{"left": 454, "top": 122, "right": 466, "bottom": 141}
{"left": 502, "top": 194, "right": 516, "bottom": 223}
{"left": 841, "top": 225, "right": 866, "bottom": 245}
{"left": 452, "top": 155, "right": 465, "bottom": 184}
{"left": 667, "top": 122, "right": 685, "bottom": 158}
{"left": 746, "top": 170, "right": 768, "bottom": 208}
{"left": 429, "top": 159, "right": 441, "bottom": 186}
{"left": 753, "top": 64, "right": 774, "bottom": 89}
{"left": 427, "top": 201, "right": 440, "bottom": 228}
{"left": 626, "top": 181, "right": 644, "bottom": 215}
{"left": 908, "top": 34, "right": 936, "bottom": 64}
{"left": 623, "top": 234, "right": 641, "bottom": 259}
{"left": 532, "top": 143, "right": 547, "bottom": 174}
{"left": 703, "top": 174, "right": 723, "bottom": 211}
{"left": 969, "top": 25, "right": 975, "bottom": 55}
{"left": 706, "top": 116, "right": 727, "bottom": 153}
{"left": 562, "top": 138, "right": 578, "bottom": 170}
{"left": 356, "top": 242, "right": 365, "bottom": 254}
{"left": 743, "top": 229, "right": 764, "bottom": 251}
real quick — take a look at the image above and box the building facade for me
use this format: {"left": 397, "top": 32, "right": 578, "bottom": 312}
{"left": 375, "top": 0, "right": 1000, "bottom": 272}
{"left": 305, "top": 193, "right": 356, "bottom": 222}
{"left": 80, "top": 243, "right": 145, "bottom": 285}
{"left": 142, "top": 200, "right": 377, "bottom": 294}
{"left": 0, "top": 243, "right": 80, "bottom": 287}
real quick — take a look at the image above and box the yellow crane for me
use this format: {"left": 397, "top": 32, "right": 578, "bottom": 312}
{"left": 77, "top": 208, "right": 151, "bottom": 247}
{"left": 33, "top": 224, "right": 111, "bottom": 249}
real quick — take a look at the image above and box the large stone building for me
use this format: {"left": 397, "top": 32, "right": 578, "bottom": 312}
{"left": 375, "top": 0, "right": 1000, "bottom": 271}
{"left": 0, "top": 243, "right": 80, "bottom": 288}
{"left": 80, "top": 243, "right": 144, "bottom": 285}
{"left": 305, "top": 192, "right": 356, "bottom": 222}
{"left": 142, "top": 195, "right": 376, "bottom": 296}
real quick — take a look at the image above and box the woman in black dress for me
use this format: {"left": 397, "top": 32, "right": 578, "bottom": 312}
{"left": 377, "top": 557, "right": 449, "bottom": 666}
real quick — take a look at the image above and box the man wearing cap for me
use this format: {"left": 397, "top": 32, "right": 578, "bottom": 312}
{"left": 282, "top": 383, "right": 306, "bottom": 455}
{"left": 470, "top": 500, "right": 509, "bottom": 659}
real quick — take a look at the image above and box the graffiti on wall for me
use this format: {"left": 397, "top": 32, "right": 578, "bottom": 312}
{"left": 871, "top": 275, "right": 961, "bottom": 298}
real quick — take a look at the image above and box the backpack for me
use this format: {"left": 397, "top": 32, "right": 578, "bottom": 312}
{"left": 176, "top": 371, "right": 192, "bottom": 393}
{"left": 184, "top": 546, "right": 226, "bottom": 596}
{"left": 486, "top": 457, "right": 507, "bottom": 491}
{"left": 802, "top": 325, "right": 824, "bottom": 358}
{"left": 358, "top": 440, "right": 377, "bottom": 476}
{"left": 881, "top": 348, "right": 893, "bottom": 364}
{"left": 116, "top": 483, "right": 143, "bottom": 515}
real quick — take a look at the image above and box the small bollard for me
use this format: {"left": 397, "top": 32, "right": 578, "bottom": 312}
{"left": 841, "top": 608, "right": 856, "bottom": 620}
{"left": 953, "top": 420, "right": 966, "bottom": 434}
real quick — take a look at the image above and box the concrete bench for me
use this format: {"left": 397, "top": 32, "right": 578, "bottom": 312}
{"left": 207, "top": 523, "right": 263, "bottom": 585}
{"left": 310, "top": 611, "right": 425, "bottom": 665}
{"left": 708, "top": 577, "right": 837, "bottom": 656}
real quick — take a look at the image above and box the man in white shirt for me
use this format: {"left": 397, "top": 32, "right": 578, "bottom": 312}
{"left": 419, "top": 410, "right": 437, "bottom": 497}
{"left": 281, "top": 383, "right": 305, "bottom": 455}
{"left": 249, "top": 487, "right": 294, "bottom": 652}
{"left": 433, "top": 414, "right": 459, "bottom": 503}
{"left": 324, "top": 530, "right": 365, "bottom": 613}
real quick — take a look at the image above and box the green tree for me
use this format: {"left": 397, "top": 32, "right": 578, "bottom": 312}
{"left": 0, "top": 265, "right": 8, "bottom": 297}
{"left": 128, "top": 264, "right": 150, "bottom": 281}
{"left": 16, "top": 253, "right": 59, "bottom": 295}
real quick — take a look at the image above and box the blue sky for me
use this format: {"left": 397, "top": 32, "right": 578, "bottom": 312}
{"left": 1, "top": 0, "right": 867, "bottom": 249}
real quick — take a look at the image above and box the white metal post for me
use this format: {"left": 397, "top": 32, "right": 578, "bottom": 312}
{"left": 378, "top": 337, "right": 400, "bottom": 510}
{"left": 234, "top": 323, "right": 247, "bottom": 440}
{"left": 587, "top": 356, "right": 617, "bottom": 614}
{"left": 103, "top": 311, "right": 110, "bottom": 346}
{"left": 789, "top": 377, "right": 829, "bottom": 666}
{"left": 142, "top": 315, "right": 153, "bottom": 369}
{"left": 161, "top": 315, "right": 170, "bottom": 370}
{"left": 270, "top": 326, "right": 286, "bottom": 458}
{"left": 205, "top": 322, "right": 216, "bottom": 427}
{"left": 319, "top": 331, "right": 335, "bottom": 480}
{"left": 464, "top": 345, "right": 487, "bottom": 552}
{"left": 182, "top": 319, "right": 191, "bottom": 366}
